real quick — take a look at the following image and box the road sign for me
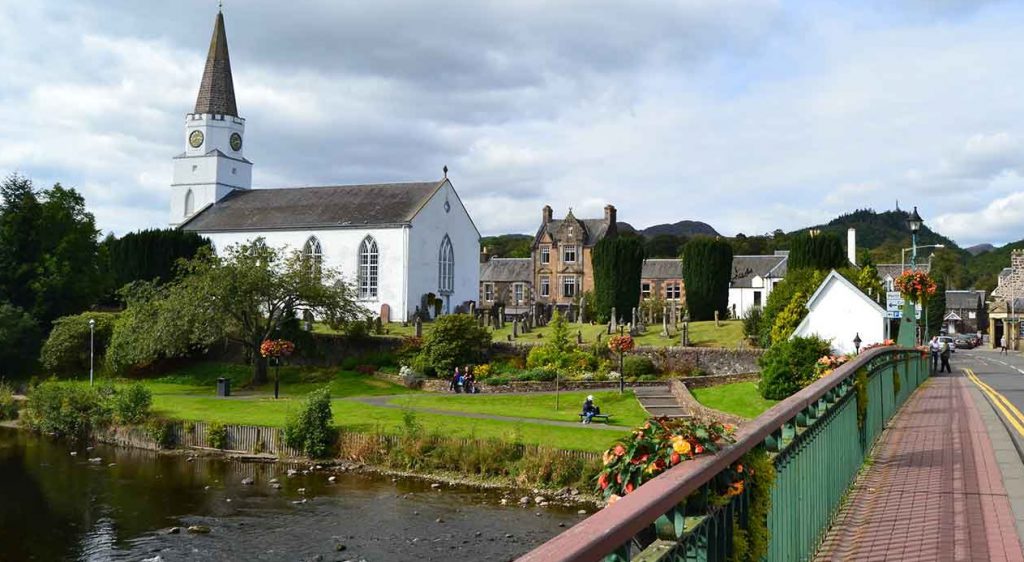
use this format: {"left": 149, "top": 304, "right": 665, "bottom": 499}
{"left": 886, "top": 292, "right": 922, "bottom": 319}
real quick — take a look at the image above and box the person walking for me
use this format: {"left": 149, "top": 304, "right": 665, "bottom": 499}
{"left": 453, "top": 367, "right": 463, "bottom": 393}
{"left": 1001, "top": 336, "right": 1009, "bottom": 355}
{"left": 449, "top": 368, "right": 459, "bottom": 392}
{"left": 940, "top": 339, "right": 953, "bottom": 373}
{"left": 929, "top": 336, "right": 940, "bottom": 372}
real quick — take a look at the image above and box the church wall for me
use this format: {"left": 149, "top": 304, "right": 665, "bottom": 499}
{"left": 408, "top": 181, "right": 481, "bottom": 317}
{"left": 199, "top": 227, "right": 410, "bottom": 321}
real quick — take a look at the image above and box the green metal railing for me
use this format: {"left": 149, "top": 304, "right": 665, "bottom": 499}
{"left": 519, "top": 347, "right": 929, "bottom": 562}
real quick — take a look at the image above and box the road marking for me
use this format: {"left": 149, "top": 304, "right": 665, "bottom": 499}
{"left": 965, "top": 368, "right": 1024, "bottom": 439}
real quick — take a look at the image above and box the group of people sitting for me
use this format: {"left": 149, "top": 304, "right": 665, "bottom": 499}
{"left": 448, "top": 366, "right": 479, "bottom": 394}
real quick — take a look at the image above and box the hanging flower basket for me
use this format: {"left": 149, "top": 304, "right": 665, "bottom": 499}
{"left": 893, "top": 270, "right": 937, "bottom": 305}
{"left": 608, "top": 334, "right": 635, "bottom": 355}
{"left": 260, "top": 339, "right": 295, "bottom": 359}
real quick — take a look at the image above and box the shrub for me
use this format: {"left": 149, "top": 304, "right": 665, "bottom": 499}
{"left": 113, "top": 382, "right": 152, "bottom": 424}
{"left": 207, "top": 421, "right": 228, "bottom": 449}
{"left": 145, "top": 417, "right": 177, "bottom": 449}
{"left": 742, "top": 307, "right": 762, "bottom": 341}
{"left": 758, "top": 336, "right": 832, "bottom": 400}
{"left": 622, "top": 356, "right": 656, "bottom": 378}
{"left": 788, "top": 231, "right": 846, "bottom": 271}
{"left": 416, "top": 314, "right": 491, "bottom": 376}
{"left": 40, "top": 312, "right": 119, "bottom": 376}
{"left": 354, "top": 365, "right": 376, "bottom": 375}
{"left": 481, "top": 376, "right": 510, "bottom": 385}
{"left": 592, "top": 236, "right": 646, "bottom": 323}
{"left": 682, "top": 237, "right": 733, "bottom": 321}
{"left": 283, "top": 386, "right": 335, "bottom": 458}
{"left": 515, "top": 368, "right": 557, "bottom": 382}
{"left": 23, "top": 381, "right": 111, "bottom": 440}
{"left": 0, "top": 381, "right": 18, "bottom": 421}
{"left": 0, "top": 302, "right": 41, "bottom": 378}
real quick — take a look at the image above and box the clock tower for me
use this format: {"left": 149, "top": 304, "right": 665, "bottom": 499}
{"left": 170, "top": 8, "right": 252, "bottom": 227}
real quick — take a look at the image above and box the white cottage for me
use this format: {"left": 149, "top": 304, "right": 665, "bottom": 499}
{"left": 728, "top": 252, "right": 788, "bottom": 319}
{"left": 792, "top": 270, "right": 888, "bottom": 355}
{"left": 171, "top": 10, "right": 480, "bottom": 322}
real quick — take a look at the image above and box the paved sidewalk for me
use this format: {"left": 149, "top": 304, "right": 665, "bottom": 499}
{"left": 816, "top": 374, "right": 1024, "bottom": 561}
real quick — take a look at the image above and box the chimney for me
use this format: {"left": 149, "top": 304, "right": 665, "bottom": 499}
{"left": 542, "top": 205, "right": 553, "bottom": 224}
{"left": 847, "top": 228, "right": 857, "bottom": 266}
{"left": 480, "top": 246, "right": 490, "bottom": 263}
{"left": 604, "top": 204, "right": 617, "bottom": 226}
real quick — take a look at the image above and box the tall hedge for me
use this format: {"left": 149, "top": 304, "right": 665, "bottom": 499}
{"left": 593, "top": 236, "right": 646, "bottom": 323}
{"left": 102, "top": 229, "right": 210, "bottom": 294}
{"left": 788, "top": 232, "right": 846, "bottom": 271}
{"left": 40, "top": 311, "right": 119, "bottom": 376}
{"left": 681, "top": 238, "right": 733, "bottom": 321}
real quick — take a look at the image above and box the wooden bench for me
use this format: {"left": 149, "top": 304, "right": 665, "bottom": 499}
{"left": 579, "top": 413, "right": 612, "bottom": 424}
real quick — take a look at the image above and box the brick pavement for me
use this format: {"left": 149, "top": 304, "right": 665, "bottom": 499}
{"left": 816, "top": 374, "right": 1024, "bottom": 561}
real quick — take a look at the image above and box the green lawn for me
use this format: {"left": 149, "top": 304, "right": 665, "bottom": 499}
{"left": 316, "top": 319, "right": 745, "bottom": 349}
{"left": 137, "top": 362, "right": 631, "bottom": 452}
{"left": 387, "top": 390, "right": 648, "bottom": 427}
{"left": 690, "top": 381, "right": 778, "bottom": 419}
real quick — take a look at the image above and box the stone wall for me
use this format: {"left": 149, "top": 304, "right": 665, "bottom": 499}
{"left": 679, "top": 372, "right": 760, "bottom": 389}
{"left": 669, "top": 380, "right": 748, "bottom": 426}
{"left": 632, "top": 346, "right": 763, "bottom": 376}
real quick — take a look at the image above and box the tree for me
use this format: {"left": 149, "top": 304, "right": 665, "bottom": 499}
{"left": 593, "top": 236, "right": 646, "bottom": 323}
{"left": 0, "top": 174, "right": 41, "bottom": 313}
{"left": 927, "top": 278, "right": 946, "bottom": 338}
{"left": 40, "top": 312, "right": 119, "bottom": 376}
{"left": 416, "top": 314, "right": 492, "bottom": 376}
{"left": 681, "top": 237, "right": 733, "bottom": 321}
{"left": 0, "top": 302, "right": 41, "bottom": 379}
{"left": 757, "top": 269, "right": 826, "bottom": 347}
{"left": 788, "top": 232, "right": 847, "bottom": 271}
{"left": 100, "top": 229, "right": 211, "bottom": 299}
{"left": 644, "top": 234, "right": 687, "bottom": 258}
{"left": 106, "top": 240, "right": 366, "bottom": 384}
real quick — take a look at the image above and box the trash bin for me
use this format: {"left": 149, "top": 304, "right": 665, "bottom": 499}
{"left": 217, "top": 377, "right": 231, "bottom": 397}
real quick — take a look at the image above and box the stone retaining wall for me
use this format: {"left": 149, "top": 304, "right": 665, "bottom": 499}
{"left": 669, "top": 380, "right": 748, "bottom": 426}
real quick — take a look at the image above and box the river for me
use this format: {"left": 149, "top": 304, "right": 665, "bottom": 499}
{"left": 0, "top": 427, "right": 584, "bottom": 561}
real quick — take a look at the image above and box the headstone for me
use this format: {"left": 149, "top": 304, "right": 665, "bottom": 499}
{"left": 478, "top": 314, "right": 485, "bottom": 328}
{"left": 380, "top": 303, "right": 391, "bottom": 324}
{"left": 512, "top": 320, "right": 519, "bottom": 338}
{"left": 579, "top": 296, "right": 586, "bottom": 324}
{"left": 682, "top": 323, "right": 690, "bottom": 347}
{"left": 632, "top": 307, "right": 638, "bottom": 329}
{"left": 714, "top": 310, "right": 720, "bottom": 327}
{"left": 661, "top": 307, "right": 669, "bottom": 337}
{"left": 610, "top": 308, "right": 617, "bottom": 332}
{"left": 498, "top": 307, "right": 505, "bottom": 329}
{"left": 577, "top": 330, "right": 583, "bottom": 345}
{"left": 414, "top": 317, "right": 423, "bottom": 338}
{"left": 468, "top": 302, "right": 475, "bottom": 316}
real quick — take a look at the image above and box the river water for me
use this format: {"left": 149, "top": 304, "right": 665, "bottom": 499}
{"left": 0, "top": 427, "right": 586, "bottom": 561}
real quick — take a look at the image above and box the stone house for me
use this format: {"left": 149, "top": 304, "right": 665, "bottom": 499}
{"left": 944, "top": 290, "right": 986, "bottom": 335}
{"left": 479, "top": 257, "right": 533, "bottom": 316}
{"left": 532, "top": 205, "right": 620, "bottom": 311}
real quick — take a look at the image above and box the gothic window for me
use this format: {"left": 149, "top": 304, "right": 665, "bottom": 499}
{"left": 439, "top": 235, "right": 454, "bottom": 294}
{"left": 303, "top": 236, "right": 322, "bottom": 275}
{"left": 184, "top": 189, "right": 195, "bottom": 217}
{"left": 358, "top": 236, "right": 378, "bottom": 299}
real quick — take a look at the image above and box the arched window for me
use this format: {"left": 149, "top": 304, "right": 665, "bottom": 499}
{"left": 184, "top": 189, "right": 195, "bottom": 217}
{"left": 358, "top": 236, "right": 379, "bottom": 299}
{"left": 303, "top": 236, "right": 322, "bottom": 275}
{"left": 438, "top": 235, "right": 454, "bottom": 294}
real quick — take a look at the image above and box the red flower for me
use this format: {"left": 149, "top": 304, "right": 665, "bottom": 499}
{"left": 625, "top": 482, "right": 635, "bottom": 494}
{"left": 598, "top": 473, "right": 609, "bottom": 490}
{"left": 670, "top": 452, "right": 681, "bottom": 465}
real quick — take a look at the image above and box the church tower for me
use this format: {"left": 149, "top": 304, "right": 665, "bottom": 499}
{"left": 170, "top": 8, "right": 252, "bottom": 227}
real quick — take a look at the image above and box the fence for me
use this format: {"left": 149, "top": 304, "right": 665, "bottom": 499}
{"left": 518, "top": 346, "right": 929, "bottom": 562}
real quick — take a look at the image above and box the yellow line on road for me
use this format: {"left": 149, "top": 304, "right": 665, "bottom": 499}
{"left": 965, "top": 368, "right": 1024, "bottom": 438}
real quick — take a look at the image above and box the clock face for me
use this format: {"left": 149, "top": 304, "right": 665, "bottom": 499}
{"left": 230, "top": 133, "right": 243, "bottom": 151}
{"left": 188, "top": 130, "right": 204, "bottom": 149}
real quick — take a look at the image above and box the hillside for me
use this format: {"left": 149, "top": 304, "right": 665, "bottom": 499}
{"left": 792, "top": 209, "right": 961, "bottom": 258}
{"left": 642, "top": 220, "right": 720, "bottom": 238}
{"left": 967, "top": 243, "right": 995, "bottom": 256}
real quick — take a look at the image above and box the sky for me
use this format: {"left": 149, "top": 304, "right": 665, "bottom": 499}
{"left": 2, "top": 0, "right": 1024, "bottom": 246}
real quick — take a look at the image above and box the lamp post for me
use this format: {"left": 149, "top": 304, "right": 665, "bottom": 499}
{"left": 906, "top": 206, "right": 923, "bottom": 267}
{"left": 88, "top": 318, "right": 95, "bottom": 386}
{"left": 853, "top": 332, "right": 862, "bottom": 355}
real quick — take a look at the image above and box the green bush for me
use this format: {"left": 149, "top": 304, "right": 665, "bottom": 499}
{"left": 481, "top": 376, "right": 510, "bottom": 385}
{"left": 742, "top": 306, "right": 762, "bottom": 341}
{"left": 0, "top": 302, "right": 41, "bottom": 379}
{"left": 40, "top": 312, "right": 119, "bottom": 376}
{"left": 514, "top": 368, "right": 557, "bottom": 382}
{"left": 145, "top": 417, "right": 177, "bottom": 449}
{"left": 758, "top": 336, "right": 831, "bottom": 400}
{"left": 23, "top": 381, "right": 111, "bottom": 440}
{"left": 207, "top": 421, "right": 228, "bottom": 449}
{"left": 682, "top": 237, "right": 733, "bottom": 321}
{"left": 113, "top": 382, "right": 152, "bottom": 424}
{"left": 0, "top": 381, "right": 18, "bottom": 421}
{"left": 622, "top": 356, "right": 656, "bottom": 378}
{"left": 283, "top": 386, "right": 336, "bottom": 458}
{"left": 416, "top": 314, "right": 491, "bottom": 376}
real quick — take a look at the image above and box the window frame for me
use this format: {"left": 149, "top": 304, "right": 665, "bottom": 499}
{"left": 357, "top": 236, "right": 379, "bottom": 300}
{"left": 562, "top": 244, "right": 578, "bottom": 264}
{"left": 303, "top": 236, "right": 323, "bottom": 276}
{"left": 540, "top": 245, "right": 551, "bottom": 265}
{"left": 438, "top": 235, "right": 455, "bottom": 295}
{"left": 641, "top": 282, "right": 652, "bottom": 299}
{"left": 540, "top": 275, "right": 551, "bottom": 298}
{"left": 561, "top": 275, "right": 577, "bottom": 298}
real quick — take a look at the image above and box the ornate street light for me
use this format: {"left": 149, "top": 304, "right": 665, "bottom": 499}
{"left": 853, "top": 332, "right": 862, "bottom": 355}
{"left": 906, "top": 206, "right": 923, "bottom": 266}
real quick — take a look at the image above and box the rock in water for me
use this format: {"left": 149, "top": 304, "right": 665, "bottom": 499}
{"left": 269, "top": 478, "right": 279, "bottom": 484}
{"left": 186, "top": 525, "right": 211, "bottom": 534}
{"left": 271, "top": 483, "right": 282, "bottom": 490}
{"left": 534, "top": 496, "right": 546, "bottom": 504}
{"left": 328, "top": 476, "right": 336, "bottom": 483}
{"left": 166, "top": 527, "right": 181, "bottom": 534}
{"left": 88, "top": 457, "right": 102, "bottom": 464}
{"left": 241, "top": 477, "right": 254, "bottom": 485}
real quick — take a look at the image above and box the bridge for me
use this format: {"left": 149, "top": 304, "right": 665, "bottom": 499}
{"left": 520, "top": 346, "right": 1024, "bottom": 561}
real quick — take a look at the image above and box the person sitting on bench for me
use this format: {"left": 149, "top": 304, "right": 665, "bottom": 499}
{"left": 581, "top": 395, "right": 598, "bottom": 424}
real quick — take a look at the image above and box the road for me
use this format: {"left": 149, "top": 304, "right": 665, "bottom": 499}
{"left": 958, "top": 347, "right": 1024, "bottom": 446}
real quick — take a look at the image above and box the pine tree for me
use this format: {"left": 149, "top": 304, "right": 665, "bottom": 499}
{"left": 788, "top": 232, "right": 846, "bottom": 271}
{"left": 681, "top": 237, "right": 733, "bottom": 321}
{"left": 592, "top": 236, "right": 646, "bottom": 323}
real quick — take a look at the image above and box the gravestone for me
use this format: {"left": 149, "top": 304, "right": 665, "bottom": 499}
{"left": 577, "top": 330, "right": 583, "bottom": 345}
{"left": 414, "top": 317, "right": 423, "bottom": 338}
{"left": 512, "top": 320, "right": 519, "bottom": 338}
{"left": 468, "top": 302, "right": 475, "bottom": 316}
{"left": 498, "top": 307, "right": 505, "bottom": 329}
{"left": 714, "top": 310, "right": 720, "bottom": 327}
{"left": 478, "top": 314, "right": 485, "bottom": 328}
{"left": 610, "top": 308, "right": 617, "bottom": 332}
{"left": 661, "top": 307, "right": 669, "bottom": 337}
{"left": 380, "top": 303, "right": 391, "bottom": 324}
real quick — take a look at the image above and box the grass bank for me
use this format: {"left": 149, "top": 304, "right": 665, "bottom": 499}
{"left": 690, "top": 381, "right": 777, "bottom": 419}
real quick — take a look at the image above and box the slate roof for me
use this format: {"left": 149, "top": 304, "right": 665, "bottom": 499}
{"left": 876, "top": 263, "right": 930, "bottom": 281}
{"left": 730, "top": 255, "right": 788, "bottom": 288}
{"left": 480, "top": 258, "right": 533, "bottom": 283}
{"left": 181, "top": 181, "right": 445, "bottom": 232}
{"left": 642, "top": 259, "right": 682, "bottom": 279}
{"left": 946, "top": 290, "right": 984, "bottom": 310}
{"left": 535, "top": 217, "right": 620, "bottom": 247}
{"left": 194, "top": 11, "right": 238, "bottom": 116}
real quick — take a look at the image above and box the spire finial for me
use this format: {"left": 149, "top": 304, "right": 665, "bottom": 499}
{"left": 219, "top": 0, "right": 223, "bottom": 11}
{"left": 443, "top": 165, "right": 448, "bottom": 178}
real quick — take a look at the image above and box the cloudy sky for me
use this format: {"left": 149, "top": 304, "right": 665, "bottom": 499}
{"left": 3, "top": 0, "right": 1024, "bottom": 246}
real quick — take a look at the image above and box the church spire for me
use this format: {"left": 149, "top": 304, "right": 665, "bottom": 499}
{"left": 194, "top": 9, "right": 238, "bottom": 116}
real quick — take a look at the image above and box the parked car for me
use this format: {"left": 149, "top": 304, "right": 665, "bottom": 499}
{"left": 938, "top": 336, "right": 957, "bottom": 353}
{"left": 954, "top": 336, "right": 974, "bottom": 349}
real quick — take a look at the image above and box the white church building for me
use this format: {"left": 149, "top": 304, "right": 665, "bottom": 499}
{"left": 170, "top": 10, "right": 480, "bottom": 322}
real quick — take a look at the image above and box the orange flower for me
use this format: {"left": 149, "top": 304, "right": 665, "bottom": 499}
{"left": 670, "top": 452, "right": 681, "bottom": 465}
{"left": 607, "top": 494, "right": 622, "bottom": 506}
{"left": 736, "top": 464, "right": 744, "bottom": 474}
{"left": 625, "top": 482, "right": 635, "bottom": 494}
{"left": 613, "top": 444, "right": 626, "bottom": 457}
{"left": 598, "top": 473, "right": 609, "bottom": 490}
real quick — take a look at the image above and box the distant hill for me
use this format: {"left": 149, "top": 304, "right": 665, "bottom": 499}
{"left": 480, "top": 234, "right": 532, "bottom": 258}
{"left": 967, "top": 243, "right": 995, "bottom": 256}
{"left": 790, "top": 208, "right": 962, "bottom": 259}
{"left": 641, "top": 220, "right": 720, "bottom": 238}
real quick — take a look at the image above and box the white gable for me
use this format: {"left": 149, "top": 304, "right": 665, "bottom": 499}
{"left": 793, "top": 270, "right": 887, "bottom": 354}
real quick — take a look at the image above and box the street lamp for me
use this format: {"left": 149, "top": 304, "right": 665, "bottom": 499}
{"left": 88, "top": 318, "right": 95, "bottom": 386}
{"left": 900, "top": 244, "right": 945, "bottom": 273}
{"left": 853, "top": 332, "right": 862, "bottom": 355}
{"left": 906, "top": 206, "right": 923, "bottom": 266}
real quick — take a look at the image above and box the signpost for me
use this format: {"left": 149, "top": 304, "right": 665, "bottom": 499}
{"left": 885, "top": 291, "right": 922, "bottom": 319}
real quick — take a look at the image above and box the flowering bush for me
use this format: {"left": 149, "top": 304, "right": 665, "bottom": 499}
{"left": 607, "top": 334, "right": 635, "bottom": 355}
{"left": 862, "top": 339, "right": 894, "bottom": 352}
{"left": 814, "top": 353, "right": 852, "bottom": 379}
{"left": 259, "top": 339, "right": 295, "bottom": 359}
{"left": 596, "top": 417, "right": 736, "bottom": 500}
{"left": 894, "top": 270, "right": 937, "bottom": 305}
{"left": 474, "top": 364, "right": 491, "bottom": 378}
